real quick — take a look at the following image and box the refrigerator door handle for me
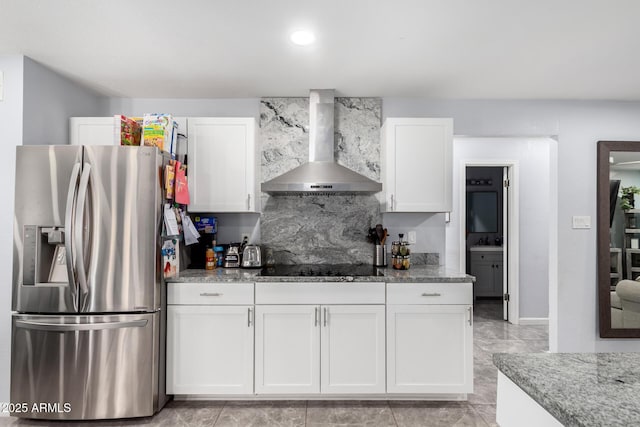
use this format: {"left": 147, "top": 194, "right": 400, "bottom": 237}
{"left": 15, "top": 319, "right": 148, "bottom": 332}
{"left": 75, "top": 164, "right": 92, "bottom": 306}
{"left": 64, "top": 162, "right": 82, "bottom": 310}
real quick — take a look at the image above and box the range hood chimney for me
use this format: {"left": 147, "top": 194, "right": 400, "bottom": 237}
{"left": 261, "top": 90, "right": 382, "bottom": 194}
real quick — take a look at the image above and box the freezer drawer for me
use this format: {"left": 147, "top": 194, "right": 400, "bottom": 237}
{"left": 10, "top": 312, "right": 159, "bottom": 420}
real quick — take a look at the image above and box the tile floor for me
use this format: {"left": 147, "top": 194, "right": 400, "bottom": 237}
{"left": 1, "top": 300, "right": 548, "bottom": 427}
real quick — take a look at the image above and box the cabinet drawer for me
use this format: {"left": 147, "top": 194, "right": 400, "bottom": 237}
{"left": 256, "top": 282, "right": 385, "bottom": 304}
{"left": 387, "top": 283, "right": 472, "bottom": 305}
{"left": 470, "top": 252, "right": 503, "bottom": 263}
{"left": 168, "top": 283, "right": 254, "bottom": 305}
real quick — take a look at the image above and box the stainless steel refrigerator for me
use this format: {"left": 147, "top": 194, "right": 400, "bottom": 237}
{"left": 11, "top": 145, "right": 170, "bottom": 420}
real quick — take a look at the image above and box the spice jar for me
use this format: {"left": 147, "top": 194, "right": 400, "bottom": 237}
{"left": 391, "top": 241, "right": 400, "bottom": 256}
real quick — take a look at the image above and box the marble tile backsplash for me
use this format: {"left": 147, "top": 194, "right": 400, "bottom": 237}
{"left": 260, "top": 97, "right": 382, "bottom": 264}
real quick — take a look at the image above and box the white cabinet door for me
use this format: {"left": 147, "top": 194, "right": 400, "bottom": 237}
{"left": 321, "top": 305, "right": 386, "bottom": 394}
{"left": 255, "top": 305, "right": 320, "bottom": 394}
{"left": 471, "top": 261, "right": 494, "bottom": 298}
{"left": 69, "top": 117, "right": 116, "bottom": 145}
{"left": 187, "top": 117, "right": 257, "bottom": 212}
{"left": 382, "top": 118, "right": 453, "bottom": 212}
{"left": 167, "top": 305, "right": 254, "bottom": 394}
{"left": 387, "top": 305, "right": 473, "bottom": 394}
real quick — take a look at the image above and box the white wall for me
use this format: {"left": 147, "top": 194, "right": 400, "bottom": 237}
{"left": 449, "top": 137, "right": 551, "bottom": 319}
{"left": 383, "top": 98, "right": 640, "bottom": 352}
{"left": 22, "top": 57, "right": 108, "bottom": 145}
{"left": 0, "top": 54, "right": 24, "bottom": 404}
{"left": 0, "top": 56, "right": 108, "bottom": 403}
{"left": 382, "top": 213, "right": 445, "bottom": 261}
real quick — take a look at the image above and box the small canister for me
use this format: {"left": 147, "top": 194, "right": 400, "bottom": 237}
{"left": 374, "top": 244, "right": 387, "bottom": 267}
{"left": 205, "top": 248, "right": 215, "bottom": 270}
{"left": 214, "top": 246, "right": 225, "bottom": 267}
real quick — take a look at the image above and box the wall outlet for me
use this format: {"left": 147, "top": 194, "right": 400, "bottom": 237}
{"left": 572, "top": 215, "right": 591, "bottom": 229}
{"left": 408, "top": 230, "right": 417, "bottom": 244}
{"left": 241, "top": 233, "right": 250, "bottom": 243}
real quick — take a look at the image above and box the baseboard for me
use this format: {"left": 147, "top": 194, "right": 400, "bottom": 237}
{"left": 518, "top": 317, "right": 549, "bottom": 326}
{"left": 174, "top": 394, "right": 468, "bottom": 401}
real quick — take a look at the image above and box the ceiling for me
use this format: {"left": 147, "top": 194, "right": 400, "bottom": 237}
{"left": 2, "top": 0, "right": 640, "bottom": 99}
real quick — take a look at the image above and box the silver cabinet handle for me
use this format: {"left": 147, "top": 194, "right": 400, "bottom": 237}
{"left": 390, "top": 194, "right": 394, "bottom": 211}
{"left": 248, "top": 307, "right": 253, "bottom": 327}
{"left": 421, "top": 293, "right": 442, "bottom": 297}
{"left": 200, "top": 292, "right": 222, "bottom": 297}
{"left": 468, "top": 306, "right": 473, "bottom": 326}
{"left": 247, "top": 193, "right": 251, "bottom": 211}
{"left": 16, "top": 319, "right": 147, "bottom": 332}
{"left": 323, "top": 307, "right": 327, "bottom": 327}
{"left": 315, "top": 307, "right": 319, "bottom": 327}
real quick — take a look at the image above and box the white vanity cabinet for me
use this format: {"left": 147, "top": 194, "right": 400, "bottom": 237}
{"left": 386, "top": 283, "right": 473, "bottom": 394}
{"left": 166, "top": 283, "right": 254, "bottom": 395}
{"left": 470, "top": 248, "right": 504, "bottom": 298}
{"left": 254, "top": 283, "right": 386, "bottom": 395}
{"left": 381, "top": 118, "right": 453, "bottom": 212}
{"left": 187, "top": 117, "right": 258, "bottom": 212}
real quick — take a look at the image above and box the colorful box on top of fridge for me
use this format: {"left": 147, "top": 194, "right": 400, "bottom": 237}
{"left": 114, "top": 115, "right": 142, "bottom": 146}
{"left": 142, "top": 113, "right": 177, "bottom": 154}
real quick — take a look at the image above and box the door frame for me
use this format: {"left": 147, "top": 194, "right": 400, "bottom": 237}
{"left": 459, "top": 160, "right": 520, "bottom": 324}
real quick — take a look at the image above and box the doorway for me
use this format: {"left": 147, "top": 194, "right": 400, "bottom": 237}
{"left": 465, "top": 166, "right": 508, "bottom": 320}
{"left": 460, "top": 161, "right": 519, "bottom": 324}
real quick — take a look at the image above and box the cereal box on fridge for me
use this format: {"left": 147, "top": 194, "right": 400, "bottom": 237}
{"left": 142, "top": 113, "right": 177, "bottom": 153}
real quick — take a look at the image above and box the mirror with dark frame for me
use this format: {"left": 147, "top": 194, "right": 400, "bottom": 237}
{"left": 598, "top": 141, "right": 640, "bottom": 338}
{"left": 466, "top": 191, "right": 498, "bottom": 233}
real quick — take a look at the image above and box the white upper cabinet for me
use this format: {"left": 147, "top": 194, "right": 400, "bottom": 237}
{"left": 187, "top": 117, "right": 258, "bottom": 213}
{"left": 69, "top": 117, "right": 117, "bottom": 145}
{"left": 381, "top": 118, "right": 453, "bottom": 212}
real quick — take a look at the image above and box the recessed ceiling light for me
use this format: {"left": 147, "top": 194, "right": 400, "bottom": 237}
{"left": 290, "top": 30, "right": 315, "bottom": 46}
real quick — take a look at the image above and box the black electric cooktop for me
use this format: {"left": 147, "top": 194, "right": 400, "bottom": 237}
{"left": 260, "top": 264, "right": 384, "bottom": 277}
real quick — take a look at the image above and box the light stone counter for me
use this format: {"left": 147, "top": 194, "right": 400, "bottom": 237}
{"left": 493, "top": 352, "right": 640, "bottom": 427}
{"left": 166, "top": 266, "right": 474, "bottom": 283}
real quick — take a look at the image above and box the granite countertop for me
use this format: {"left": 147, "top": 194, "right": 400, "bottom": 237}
{"left": 166, "top": 266, "right": 474, "bottom": 283}
{"left": 493, "top": 352, "right": 640, "bottom": 427}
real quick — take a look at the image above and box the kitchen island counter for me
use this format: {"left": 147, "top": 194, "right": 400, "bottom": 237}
{"left": 166, "top": 266, "right": 474, "bottom": 283}
{"left": 494, "top": 352, "right": 640, "bottom": 426}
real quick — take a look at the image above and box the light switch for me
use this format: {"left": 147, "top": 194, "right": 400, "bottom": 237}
{"left": 572, "top": 215, "right": 591, "bottom": 229}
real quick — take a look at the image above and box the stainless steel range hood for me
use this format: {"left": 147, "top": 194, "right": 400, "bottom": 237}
{"left": 261, "top": 90, "right": 382, "bottom": 194}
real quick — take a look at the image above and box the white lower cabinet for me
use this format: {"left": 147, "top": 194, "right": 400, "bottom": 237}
{"left": 321, "top": 305, "right": 386, "bottom": 394}
{"left": 255, "top": 304, "right": 385, "bottom": 395}
{"left": 167, "top": 281, "right": 473, "bottom": 398}
{"left": 387, "top": 304, "right": 473, "bottom": 394}
{"left": 255, "top": 305, "right": 320, "bottom": 394}
{"left": 167, "top": 305, "right": 254, "bottom": 394}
